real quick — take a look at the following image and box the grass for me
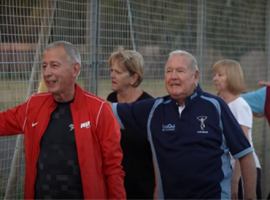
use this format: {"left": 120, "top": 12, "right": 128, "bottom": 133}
{"left": 98, "top": 78, "right": 167, "bottom": 99}
{"left": 0, "top": 78, "right": 168, "bottom": 110}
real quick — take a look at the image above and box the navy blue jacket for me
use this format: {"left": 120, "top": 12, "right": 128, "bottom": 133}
{"left": 113, "top": 85, "right": 252, "bottom": 200}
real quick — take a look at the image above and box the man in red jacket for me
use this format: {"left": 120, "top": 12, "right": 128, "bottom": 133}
{"left": 0, "top": 41, "right": 126, "bottom": 199}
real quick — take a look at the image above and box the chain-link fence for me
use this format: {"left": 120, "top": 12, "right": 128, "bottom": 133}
{"left": 1, "top": 0, "right": 270, "bottom": 198}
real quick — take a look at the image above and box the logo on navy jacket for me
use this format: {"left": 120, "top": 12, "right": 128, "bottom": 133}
{"left": 162, "top": 124, "right": 175, "bottom": 131}
{"left": 197, "top": 116, "right": 208, "bottom": 133}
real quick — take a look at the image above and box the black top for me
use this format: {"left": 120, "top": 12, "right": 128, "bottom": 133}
{"left": 34, "top": 101, "right": 84, "bottom": 199}
{"left": 107, "top": 91, "right": 155, "bottom": 200}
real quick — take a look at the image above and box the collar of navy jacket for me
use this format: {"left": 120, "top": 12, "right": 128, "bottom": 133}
{"left": 169, "top": 84, "right": 203, "bottom": 108}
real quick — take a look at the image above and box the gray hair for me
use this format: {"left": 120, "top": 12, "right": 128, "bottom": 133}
{"left": 45, "top": 41, "right": 81, "bottom": 66}
{"left": 168, "top": 50, "right": 199, "bottom": 73}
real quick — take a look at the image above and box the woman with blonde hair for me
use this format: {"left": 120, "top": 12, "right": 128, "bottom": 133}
{"left": 107, "top": 50, "right": 155, "bottom": 199}
{"left": 213, "top": 59, "right": 261, "bottom": 200}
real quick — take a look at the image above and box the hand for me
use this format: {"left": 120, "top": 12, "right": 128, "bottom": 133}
{"left": 241, "top": 88, "right": 247, "bottom": 94}
{"left": 231, "top": 159, "right": 241, "bottom": 200}
{"left": 258, "top": 81, "right": 270, "bottom": 87}
{"left": 231, "top": 180, "right": 239, "bottom": 200}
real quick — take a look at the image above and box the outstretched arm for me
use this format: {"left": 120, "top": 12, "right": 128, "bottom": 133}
{"left": 258, "top": 80, "right": 270, "bottom": 87}
{"left": 241, "top": 87, "right": 266, "bottom": 114}
{"left": 0, "top": 102, "right": 28, "bottom": 136}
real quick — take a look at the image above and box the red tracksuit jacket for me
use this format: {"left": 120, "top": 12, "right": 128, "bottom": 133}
{"left": 0, "top": 84, "right": 126, "bottom": 199}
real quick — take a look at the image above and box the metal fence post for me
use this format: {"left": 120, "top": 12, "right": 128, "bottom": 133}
{"left": 89, "top": 0, "right": 100, "bottom": 95}
{"left": 126, "top": 0, "right": 136, "bottom": 51}
{"left": 196, "top": 0, "right": 206, "bottom": 84}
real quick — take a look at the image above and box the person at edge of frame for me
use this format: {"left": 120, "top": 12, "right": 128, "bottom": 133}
{"left": 110, "top": 50, "right": 257, "bottom": 200}
{"left": 241, "top": 80, "right": 270, "bottom": 200}
{"left": 107, "top": 49, "right": 156, "bottom": 199}
{"left": 0, "top": 41, "right": 126, "bottom": 200}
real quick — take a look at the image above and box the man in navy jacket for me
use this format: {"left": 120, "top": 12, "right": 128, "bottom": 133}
{"left": 112, "top": 50, "right": 256, "bottom": 200}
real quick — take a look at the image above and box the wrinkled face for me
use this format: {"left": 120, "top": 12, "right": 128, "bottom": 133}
{"left": 165, "top": 54, "right": 198, "bottom": 103}
{"left": 42, "top": 46, "right": 77, "bottom": 96}
{"left": 110, "top": 61, "right": 133, "bottom": 92}
{"left": 213, "top": 67, "right": 228, "bottom": 93}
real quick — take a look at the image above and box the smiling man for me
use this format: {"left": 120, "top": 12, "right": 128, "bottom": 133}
{"left": 0, "top": 41, "right": 126, "bottom": 199}
{"left": 112, "top": 50, "right": 256, "bottom": 199}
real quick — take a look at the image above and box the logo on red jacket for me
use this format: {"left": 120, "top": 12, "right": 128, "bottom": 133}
{"left": 81, "top": 121, "right": 91, "bottom": 129}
